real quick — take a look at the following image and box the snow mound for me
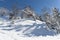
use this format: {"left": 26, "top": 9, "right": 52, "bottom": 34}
{"left": 0, "top": 19, "right": 59, "bottom": 40}
{"left": 0, "top": 19, "right": 56, "bottom": 37}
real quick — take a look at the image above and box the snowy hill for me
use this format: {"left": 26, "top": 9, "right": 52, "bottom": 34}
{"left": 0, "top": 18, "right": 59, "bottom": 40}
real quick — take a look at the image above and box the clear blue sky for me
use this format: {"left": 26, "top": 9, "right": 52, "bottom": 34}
{"left": 0, "top": 0, "right": 60, "bottom": 14}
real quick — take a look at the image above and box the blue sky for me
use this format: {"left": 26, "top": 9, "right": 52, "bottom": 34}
{"left": 0, "top": 0, "right": 60, "bottom": 14}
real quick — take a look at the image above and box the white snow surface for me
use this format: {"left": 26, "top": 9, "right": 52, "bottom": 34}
{"left": 0, "top": 19, "right": 60, "bottom": 40}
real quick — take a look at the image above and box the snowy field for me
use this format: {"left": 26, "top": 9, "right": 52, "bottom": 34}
{"left": 0, "top": 30, "right": 60, "bottom": 40}
{"left": 0, "top": 18, "right": 60, "bottom": 40}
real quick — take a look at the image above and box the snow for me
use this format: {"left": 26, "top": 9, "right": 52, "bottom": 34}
{"left": 0, "top": 29, "right": 60, "bottom": 40}
{"left": 0, "top": 19, "right": 60, "bottom": 40}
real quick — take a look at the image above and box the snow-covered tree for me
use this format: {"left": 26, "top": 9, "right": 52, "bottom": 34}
{"left": 0, "top": 7, "right": 9, "bottom": 17}
{"left": 43, "top": 8, "right": 60, "bottom": 33}
{"left": 41, "top": 7, "right": 60, "bottom": 33}
{"left": 21, "top": 6, "right": 36, "bottom": 21}
{"left": 52, "top": 8, "right": 60, "bottom": 33}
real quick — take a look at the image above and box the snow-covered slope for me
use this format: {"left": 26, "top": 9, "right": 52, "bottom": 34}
{"left": 0, "top": 19, "right": 59, "bottom": 40}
